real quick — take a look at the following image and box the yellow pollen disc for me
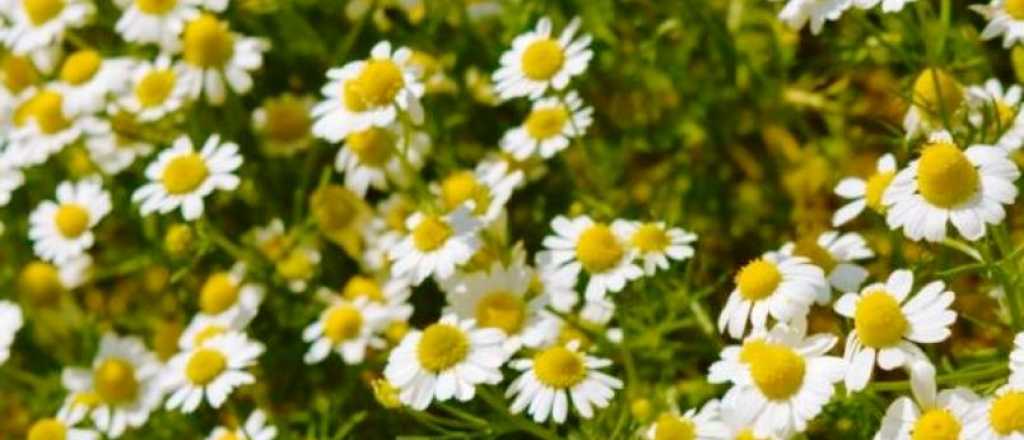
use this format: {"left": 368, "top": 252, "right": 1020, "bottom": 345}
{"left": 524, "top": 106, "right": 569, "bottom": 140}
{"left": 346, "top": 127, "right": 394, "bottom": 167}
{"left": 185, "top": 348, "right": 227, "bottom": 385}
{"left": 739, "top": 340, "right": 805, "bottom": 400}
{"left": 2, "top": 55, "right": 38, "bottom": 93}
{"left": 735, "top": 429, "right": 765, "bottom": 440}
{"left": 632, "top": 223, "right": 670, "bottom": 253}
{"left": 20, "top": 261, "right": 63, "bottom": 304}
{"left": 916, "top": 141, "right": 979, "bottom": 208}
{"left": 182, "top": 15, "right": 234, "bottom": 68}
{"left": 135, "top": 69, "right": 176, "bottom": 108}
{"left": 1007, "top": 0, "right": 1024, "bottom": 20}
{"left": 93, "top": 358, "right": 139, "bottom": 404}
{"left": 342, "top": 276, "right": 384, "bottom": 302}
{"left": 521, "top": 38, "right": 565, "bottom": 81}
{"left": 653, "top": 413, "right": 696, "bottom": 440}
{"left": 72, "top": 391, "right": 101, "bottom": 407}
{"left": 217, "top": 433, "right": 239, "bottom": 440}
{"left": 323, "top": 304, "right": 363, "bottom": 343}
{"left": 135, "top": 0, "right": 177, "bottom": 14}
{"left": 990, "top": 392, "right": 1024, "bottom": 435}
{"left": 161, "top": 153, "right": 209, "bottom": 195}
{"left": 276, "top": 249, "right": 313, "bottom": 280}
{"left": 865, "top": 171, "right": 895, "bottom": 213}
{"left": 193, "top": 325, "right": 225, "bottom": 346}
{"left": 911, "top": 409, "right": 960, "bottom": 440}
{"left": 262, "top": 98, "right": 310, "bottom": 143}
{"left": 199, "top": 273, "right": 239, "bottom": 315}
{"left": 533, "top": 345, "right": 587, "bottom": 389}
{"left": 348, "top": 59, "right": 405, "bottom": 109}
{"left": 575, "top": 224, "right": 625, "bottom": 273}
{"left": 412, "top": 216, "right": 452, "bottom": 252}
{"left": 59, "top": 50, "right": 102, "bottom": 85}
{"left": 735, "top": 259, "right": 781, "bottom": 301}
{"left": 440, "top": 171, "right": 491, "bottom": 215}
{"left": 912, "top": 68, "right": 963, "bottom": 117}
{"left": 474, "top": 290, "right": 526, "bottom": 335}
{"left": 23, "top": 0, "right": 65, "bottom": 26}
{"left": 54, "top": 203, "right": 90, "bottom": 238}
{"left": 854, "top": 291, "right": 908, "bottom": 348}
{"left": 417, "top": 323, "right": 469, "bottom": 372}
{"left": 993, "top": 99, "right": 1019, "bottom": 132}
{"left": 792, "top": 237, "right": 836, "bottom": 273}
{"left": 342, "top": 80, "right": 369, "bottom": 112}
{"left": 29, "top": 90, "right": 71, "bottom": 134}
{"left": 27, "top": 419, "right": 66, "bottom": 440}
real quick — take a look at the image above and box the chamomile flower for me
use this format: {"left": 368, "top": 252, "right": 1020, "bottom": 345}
{"left": 388, "top": 207, "right": 482, "bottom": 285}
{"left": 337, "top": 274, "right": 414, "bottom": 323}
{"left": 205, "top": 409, "right": 277, "bottom": 440}
{"left": 28, "top": 177, "right": 111, "bottom": 264}
{"left": 177, "top": 313, "right": 244, "bottom": 350}
{"left": 252, "top": 94, "right": 314, "bottom": 156}
{"left": 54, "top": 49, "right": 132, "bottom": 115}
{"left": 117, "top": 55, "right": 189, "bottom": 122}
{"left": 0, "top": 161, "right": 25, "bottom": 206}
{"left": 162, "top": 331, "right": 265, "bottom": 412}
{"left": 883, "top": 131, "right": 1020, "bottom": 242}
{"left": 435, "top": 160, "right": 524, "bottom": 224}
{"left": 779, "top": 230, "right": 873, "bottom": 295}
{"left": 707, "top": 321, "right": 844, "bottom": 439}
{"left": 876, "top": 361, "right": 978, "bottom": 440}
{"left": 534, "top": 252, "right": 580, "bottom": 313}
{"left": 178, "top": 14, "right": 267, "bottom": 105}
{"left": 25, "top": 418, "right": 99, "bottom": 440}
{"left": 0, "top": 300, "right": 23, "bottom": 365}
{"left": 973, "top": 0, "right": 1024, "bottom": 49}
{"left": 302, "top": 295, "right": 390, "bottom": 365}
{"left": 832, "top": 153, "right": 897, "bottom": 226}
{"left": 83, "top": 111, "right": 154, "bottom": 175}
{"left": 717, "top": 252, "right": 826, "bottom": 339}
{"left": 8, "top": 88, "right": 89, "bottom": 167}
{"left": 276, "top": 244, "right": 320, "bottom": 293}
{"left": 113, "top": 0, "right": 200, "bottom": 50}
{"left": 853, "top": 0, "right": 914, "bottom": 13}
{"left": 383, "top": 314, "right": 507, "bottom": 410}
{"left": 335, "top": 123, "right": 430, "bottom": 196}
{"left": 618, "top": 220, "right": 697, "bottom": 276}
{"left": 500, "top": 91, "right": 593, "bottom": 159}
{"left": 132, "top": 134, "right": 242, "bottom": 221}
{"left": 833, "top": 270, "right": 957, "bottom": 392}
{"left": 59, "top": 333, "right": 163, "bottom": 438}
{"left": 18, "top": 256, "right": 92, "bottom": 306}
{"left": 492, "top": 16, "right": 593, "bottom": 100}
{"left": 966, "top": 78, "right": 1024, "bottom": 151}
{"left": 774, "top": 0, "right": 851, "bottom": 35}
{"left": 311, "top": 41, "right": 425, "bottom": 143}
{"left": 902, "top": 69, "right": 964, "bottom": 139}
{"left": 965, "top": 384, "right": 1024, "bottom": 439}
{"left": 3, "top": 0, "right": 94, "bottom": 62}
{"left": 505, "top": 341, "right": 622, "bottom": 423}
{"left": 539, "top": 215, "right": 642, "bottom": 301}
{"left": 194, "top": 264, "right": 265, "bottom": 326}
{"left": 644, "top": 399, "right": 729, "bottom": 440}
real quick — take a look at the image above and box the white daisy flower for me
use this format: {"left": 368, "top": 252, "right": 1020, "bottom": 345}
{"left": 1011, "top": 332, "right": 1024, "bottom": 386}
{"left": 132, "top": 134, "right": 242, "bottom": 221}
{"left": 53, "top": 50, "right": 132, "bottom": 115}
{"left": 0, "top": 160, "right": 26, "bottom": 206}
{"left": 618, "top": 220, "right": 697, "bottom": 276}
{"left": 116, "top": 55, "right": 190, "bottom": 122}
{"left": 388, "top": 207, "right": 482, "bottom": 285}
{"left": 383, "top": 314, "right": 507, "bottom": 410}
{"left": 177, "top": 313, "right": 245, "bottom": 351}
{"left": 778, "top": 230, "right": 873, "bottom": 296}
{"left": 966, "top": 78, "right": 1024, "bottom": 151}
{"left": 853, "top": 0, "right": 914, "bottom": 12}
{"left": 311, "top": 41, "right": 425, "bottom": 143}
{"left": 82, "top": 112, "right": 154, "bottom": 175}
{"left": 178, "top": 13, "right": 267, "bottom": 105}
{"left": 334, "top": 123, "right": 430, "bottom": 197}
{"left": 194, "top": 264, "right": 265, "bottom": 327}
{"left": 773, "top": 0, "right": 851, "bottom": 35}
{"left": 832, "top": 153, "right": 897, "bottom": 226}
{"left": 644, "top": 399, "right": 730, "bottom": 440}
{"left": 251, "top": 94, "right": 314, "bottom": 156}
{"left": 0, "top": 300, "right": 23, "bottom": 365}
{"left": 707, "top": 321, "right": 844, "bottom": 439}
{"left": 965, "top": 383, "right": 1024, "bottom": 439}
{"left": 499, "top": 91, "right": 593, "bottom": 159}
{"left": 717, "top": 252, "right": 826, "bottom": 339}
{"left": 205, "top": 409, "right": 277, "bottom": 440}
{"left": 539, "top": 215, "right": 643, "bottom": 301}
{"left": 435, "top": 160, "right": 524, "bottom": 225}
{"left": 973, "top": 0, "right": 1024, "bottom": 49}
{"left": 162, "top": 331, "right": 265, "bottom": 413}
{"left": 25, "top": 418, "right": 99, "bottom": 440}
{"left": 7, "top": 88, "right": 90, "bottom": 167}
{"left": 902, "top": 69, "right": 964, "bottom": 140}
{"left": 336, "top": 274, "right": 413, "bottom": 323}
{"left": 876, "top": 361, "right": 978, "bottom": 440}
{"left": 3, "top": 0, "right": 94, "bottom": 63}
{"left": 113, "top": 0, "right": 200, "bottom": 50}
{"left": 58, "top": 333, "right": 164, "bottom": 438}
{"left": 28, "top": 177, "right": 111, "bottom": 264}
{"left": 492, "top": 16, "right": 593, "bottom": 100}
{"left": 302, "top": 295, "right": 390, "bottom": 365}
{"left": 505, "top": 341, "right": 622, "bottom": 424}
{"left": 883, "top": 131, "right": 1020, "bottom": 242}
{"left": 833, "top": 269, "right": 956, "bottom": 392}
{"left": 534, "top": 251, "right": 580, "bottom": 314}
{"left": 718, "top": 401, "right": 783, "bottom": 440}
{"left": 20, "top": 256, "right": 92, "bottom": 298}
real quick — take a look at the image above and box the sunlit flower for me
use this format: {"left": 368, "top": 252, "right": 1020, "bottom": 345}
{"left": 505, "top": 341, "right": 622, "bottom": 423}
{"left": 28, "top": 177, "right": 112, "bottom": 264}
{"left": 534, "top": 251, "right": 581, "bottom": 314}
{"left": 302, "top": 295, "right": 390, "bottom": 365}
{"left": 500, "top": 91, "right": 593, "bottom": 159}
{"left": 178, "top": 14, "right": 267, "bottom": 105}
{"left": 902, "top": 68, "right": 964, "bottom": 139}
{"left": 388, "top": 207, "right": 482, "bottom": 285}
{"left": 7, "top": 88, "right": 90, "bottom": 167}
{"left": 434, "top": 160, "right": 524, "bottom": 224}
{"left": 132, "top": 134, "right": 242, "bottom": 221}
{"left": 117, "top": 55, "right": 190, "bottom": 122}
{"left": 539, "top": 215, "right": 642, "bottom": 301}
{"left": 718, "top": 251, "right": 826, "bottom": 339}
{"left": 876, "top": 361, "right": 978, "bottom": 440}
{"left": 492, "top": 16, "right": 592, "bottom": 100}
{"left": 3, "top": 0, "right": 94, "bottom": 68}
{"left": 618, "top": 220, "right": 697, "bottom": 276}
{"left": 309, "top": 184, "right": 371, "bottom": 258}
{"left": 335, "top": 123, "right": 430, "bottom": 196}
{"left": 973, "top": 0, "right": 1024, "bottom": 49}
{"left": 833, "top": 153, "right": 897, "bottom": 226}
{"left": 773, "top": 0, "right": 851, "bottom": 35}
{"left": 778, "top": 230, "right": 872, "bottom": 297}
{"left": 193, "top": 264, "right": 265, "bottom": 327}
{"left": 83, "top": 111, "right": 154, "bottom": 175}
{"left": 965, "top": 383, "right": 1024, "bottom": 439}
{"left": 24, "top": 418, "right": 99, "bottom": 440}
{"left": 966, "top": 78, "right": 1024, "bottom": 151}
{"left": 53, "top": 49, "right": 132, "bottom": 115}
{"left": 163, "top": 331, "right": 265, "bottom": 412}
{"left": 18, "top": 256, "right": 92, "bottom": 306}
{"left": 177, "top": 313, "right": 245, "bottom": 351}
{"left": 0, "top": 300, "right": 23, "bottom": 365}
{"left": 252, "top": 94, "right": 314, "bottom": 156}
{"left": 113, "top": 0, "right": 200, "bottom": 50}
{"left": 0, "top": 160, "right": 26, "bottom": 206}
{"left": 644, "top": 399, "right": 729, "bottom": 440}
{"left": 337, "top": 274, "right": 414, "bottom": 323}
{"left": 205, "top": 409, "right": 277, "bottom": 440}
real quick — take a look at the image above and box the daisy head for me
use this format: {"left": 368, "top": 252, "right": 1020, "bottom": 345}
{"left": 132, "top": 134, "right": 242, "bottom": 221}
{"left": 435, "top": 160, "right": 524, "bottom": 224}
{"left": 3, "top": 0, "right": 94, "bottom": 56}
{"left": 25, "top": 417, "right": 99, "bottom": 440}
{"left": 18, "top": 256, "right": 91, "bottom": 306}
{"left": 113, "top": 0, "right": 200, "bottom": 50}
{"left": 383, "top": 314, "right": 507, "bottom": 410}
{"left": 833, "top": 269, "right": 956, "bottom": 392}
{"left": 876, "top": 361, "right": 978, "bottom": 440}
{"left": 252, "top": 94, "right": 314, "bottom": 156}
{"left": 311, "top": 41, "right": 425, "bottom": 143}
{"left": 903, "top": 68, "right": 964, "bottom": 139}
{"left": 309, "top": 183, "right": 372, "bottom": 258}
{"left": 205, "top": 409, "right": 277, "bottom": 440}
{"left": 117, "top": 54, "right": 189, "bottom": 122}
{"left": 618, "top": 220, "right": 697, "bottom": 276}
{"left": 28, "top": 177, "right": 111, "bottom": 264}
{"left": 178, "top": 312, "right": 244, "bottom": 351}
{"left": 178, "top": 13, "right": 267, "bottom": 105}
{"left": 717, "top": 252, "right": 825, "bottom": 339}
{"left": 0, "top": 300, "right": 24, "bottom": 365}
{"left": 8, "top": 87, "right": 87, "bottom": 167}
{"left": 779, "top": 230, "right": 873, "bottom": 296}
{"left": 339, "top": 274, "right": 413, "bottom": 321}
{"left": 54, "top": 49, "right": 132, "bottom": 115}
{"left": 883, "top": 131, "right": 1020, "bottom": 242}
{"left": 163, "top": 331, "right": 265, "bottom": 413}
{"left": 972, "top": 0, "right": 1024, "bottom": 49}
{"left": 534, "top": 251, "right": 580, "bottom": 314}
{"left": 334, "top": 123, "right": 431, "bottom": 197}
{"left": 500, "top": 91, "right": 593, "bottom": 159}
{"left": 83, "top": 110, "right": 154, "bottom": 175}
{"left": 966, "top": 78, "right": 1024, "bottom": 151}
{"left": 644, "top": 399, "right": 729, "bottom": 440}
{"left": 388, "top": 207, "right": 482, "bottom": 285}
{"left": 302, "top": 295, "right": 390, "bottom": 365}
{"left": 195, "top": 264, "right": 265, "bottom": 325}
{"left": 492, "top": 16, "right": 593, "bottom": 100}
{"left": 968, "top": 384, "right": 1024, "bottom": 440}
{"left": 540, "top": 215, "right": 642, "bottom": 301}
{"left": 776, "top": 0, "right": 852, "bottom": 35}
{"left": 832, "top": 153, "right": 897, "bottom": 226}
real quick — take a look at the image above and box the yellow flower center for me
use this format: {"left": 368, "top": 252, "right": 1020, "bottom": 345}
{"left": 323, "top": 304, "right": 363, "bottom": 343}
{"left": 183, "top": 15, "right": 234, "bottom": 68}
{"left": 735, "top": 259, "right": 781, "bottom": 301}
{"left": 343, "top": 59, "right": 405, "bottom": 110}
{"left": 161, "top": 153, "right": 209, "bottom": 195}
{"left": 27, "top": 419, "right": 66, "bottom": 440}
{"left": 854, "top": 291, "right": 908, "bottom": 348}
{"left": 440, "top": 171, "right": 491, "bottom": 215}
{"left": 575, "top": 224, "right": 625, "bottom": 273}
{"left": 199, "top": 273, "right": 239, "bottom": 315}
{"left": 135, "top": 0, "right": 177, "bottom": 14}
{"left": 653, "top": 413, "right": 696, "bottom": 440}
{"left": 916, "top": 141, "right": 979, "bottom": 208}
{"left": 792, "top": 237, "right": 836, "bottom": 272}
{"left": 911, "top": 409, "right": 960, "bottom": 440}
{"left": 524, "top": 106, "right": 569, "bottom": 140}
{"left": 2, "top": 55, "right": 38, "bottom": 93}
{"left": 735, "top": 429, "right": 766, "bottom": 440}
{"left": 739, "top": 340, "right": 806, "bottom": 400}
{"left": 631, "top": 223, "right": 670, "bottom": 253}
{"left": 990, "top": 392, "right": 1024, "bottom": 435}
{"left": 54, "top": 203, "right": 90, "bottom": 238}
{"left": 533, "top": 345, "right": 587, "bottom": 389}
{"left": 20, "top": 261, "right": 63, "bottom": 305}
{"left": 412, "top": 216, "right": 452, "bottom": 252}
{"left": 1007, "top": 0, "right": 1024, "bottom": 20}
{"left": 474, "top": 290, "right": 526, "bottom": 335}
{"left": 262, "top": 97, "right": 310, "bottom": 143}
{"left": 865, "top": 171, "right": 895, "bottom": 213}
{"left": 93, "top": 358, "right": 139, "bottom": 404}
{"left": 185, "top": 348, "right": 227, "bottom": 385}
{"left": 417, "top": 323, "right": 469, "bottom": 372}
{"left": 135, "top": 69, "right": 176, "bottom": 108}
{"left": 912, "top": 68, "right": 963, "bottom": 118}
{"left": 217, "top": 433, "right": 239, "bottom": 440}
{"left": 521, "top": 38, "right": 565, "bottom": 81}
{"left": 59, "top": 50, "right": 101, "bottom": 86}
{"left": 346, "top": 127, "right": 393, "bottom": 167}
{"left": 276, "top": 249, "right": 314, "bottom": 281}
{"left": 193, "top": 325, "right": 225, "bottom": 346}
{"left": 28, "top": 90, "right": 70, "bottom": 134}
{"left": 23, "top": 0, "right": 64, "bottom": 26}
{"left": 342, "top": 276, "right": 384, "bottom": 302}
{"left": 72, "top": 391, "right": 102, "bottom": 407}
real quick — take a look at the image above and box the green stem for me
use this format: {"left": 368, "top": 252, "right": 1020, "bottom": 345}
{"left": 867, "top": 363, "right": 1008, "bottom": 392}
